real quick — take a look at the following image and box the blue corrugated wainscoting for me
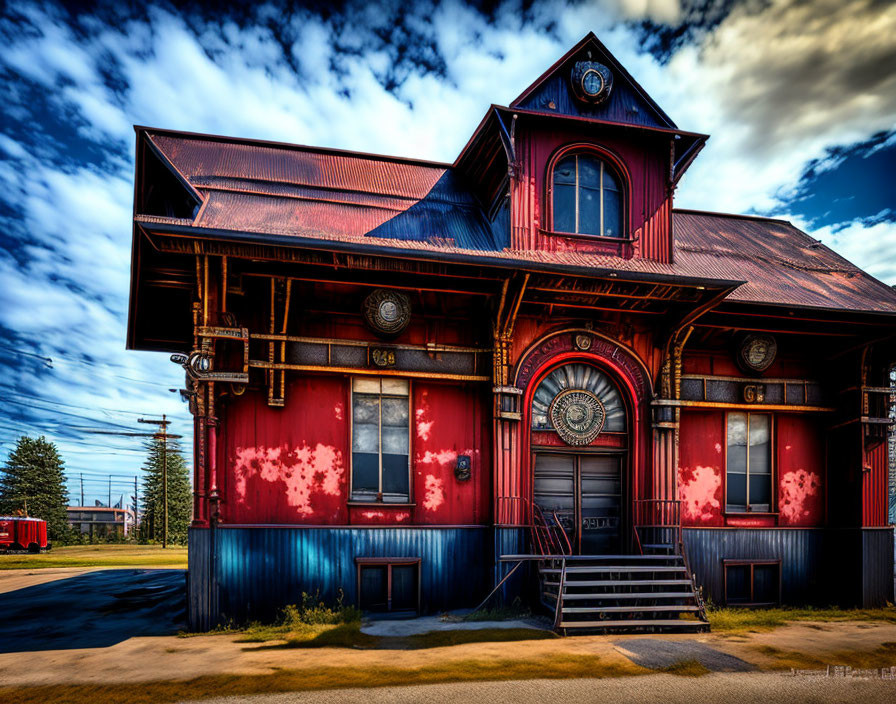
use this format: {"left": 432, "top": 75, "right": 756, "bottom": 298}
{"left": 188, "top": 526, "right": 491, "bottom": 631}
{"left": 683, "top": 527, "right": 895, "bottom": 608}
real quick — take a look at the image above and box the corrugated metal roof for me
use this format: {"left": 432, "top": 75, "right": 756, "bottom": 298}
{"left": 140, "top": 129, "right": 896, "bottom": 315}
{"left": 673, "top": 211, "right": 896, "bottom": 313}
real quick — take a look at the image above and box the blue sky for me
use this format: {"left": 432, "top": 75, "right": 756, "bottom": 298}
{"left": 1, "top": 0, "right": 894, "bottom": 506}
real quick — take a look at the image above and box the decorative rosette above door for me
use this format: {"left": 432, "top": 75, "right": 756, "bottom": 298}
{"left": 532, "top": 363, "right": 626, "bottom": 444}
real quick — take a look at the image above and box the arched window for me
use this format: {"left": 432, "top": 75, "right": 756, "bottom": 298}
{"left": 552, "top": 153, "right": 623, "bottom": 238}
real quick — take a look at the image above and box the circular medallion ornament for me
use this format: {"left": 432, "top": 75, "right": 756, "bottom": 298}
{"left": 570, "top": 61, "right": 613, "bottom": 105}
{"left": 549, "top": 388, "right": 606, "bottom": 446}
{"left": 363, "top": 289, "right": 411, "bottom": 337}
{"left": 574, "top": 333, "right": 592, "bottom": 351}
{"left": 737, "top": 334, "right": 777, "bottom": 374}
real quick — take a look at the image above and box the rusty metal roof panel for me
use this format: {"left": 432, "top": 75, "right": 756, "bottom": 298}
{"left": 672, "top": 211, "right": 896, "bottom": 314}
{"left": 148, "top": 132, "right": 446, "bottom": 200}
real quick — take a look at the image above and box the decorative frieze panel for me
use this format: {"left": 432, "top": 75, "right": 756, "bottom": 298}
{"left": 680, "top": 375, "right": 828, "bottom": 408}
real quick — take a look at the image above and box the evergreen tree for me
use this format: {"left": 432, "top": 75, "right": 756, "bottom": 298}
{"left": 0, "top": 436, "right": 69, "bottom": 540}
{"left": 140, "top": 437, "right": 191, "bottom": 544}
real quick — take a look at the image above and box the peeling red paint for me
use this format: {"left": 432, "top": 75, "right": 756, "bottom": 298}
{"left": 233, "top": 442, "right": 344, "bottom": 515}
{"left": 777, "top": 415, "right": 825, "bottom": 526}
{"left": 679, "top": 466, "right": 722, "bottom": 523}
{"left": 779, "top": 469, "right": 821, "bottom": 522}
{"left": 679, "top": 412, "right": 725, "bottom": 526}
{"left": 221, "top": 377, "right": 349, "bottom": 524}
{"left": 423, "top": 474, "right": 445, "bottom": 511}
{"left": 415, "top": 390, "right": 433, "bottom": 441}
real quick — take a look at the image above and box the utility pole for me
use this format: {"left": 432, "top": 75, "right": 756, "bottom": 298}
{"left": 138, "top": 415, "right": 180, "bottom": 549}
{"left": 108, "top": 476, "right": 111, "bottom": 508}
{"left": 80, "top": 473, "right": 84, "bottom": 506}
{"left": 134, "top": 475, "right": 138, "bottom": 538}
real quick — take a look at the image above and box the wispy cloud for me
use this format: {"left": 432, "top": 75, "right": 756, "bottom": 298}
{"left": 1, "top": 0, "right": 894, "bottom": 502}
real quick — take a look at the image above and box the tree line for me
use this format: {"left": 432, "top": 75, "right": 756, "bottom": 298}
{"left": 0, "top": 435, "right": 192, "bottom": 545}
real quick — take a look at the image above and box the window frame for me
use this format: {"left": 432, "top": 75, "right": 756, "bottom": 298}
{"left": 546, "top": 145, "right": 629, "bottom": 241}
{"left": 355, "top": 557, "right": 421, "bottom": 614}
{"left": 724, "top": 411, "right": 775, "bottom": 514}
{"left": 349, "top": 377, "right": 412, "bottom": 504}
{"left": 723, "top": 559, "right": 782, "bottom": 607}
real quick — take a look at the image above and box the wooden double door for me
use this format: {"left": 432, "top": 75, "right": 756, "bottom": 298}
{"left": 533, "top": 451, "right": 623, "bottom": 555}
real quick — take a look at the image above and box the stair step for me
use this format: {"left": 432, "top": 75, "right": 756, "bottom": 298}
{"left": 541, "top": 566, "right": 686, "bottom": 574}
{"left": 559, "top": 619, "right": 706, "bottom": 629}
{"left": 562, "top": 604, "right": 700, "bottom": 614}
{"left": 559, "top": 591, "right": 695, "bottom": 600}
{"left": 547, "top": 579, "right": 693, "bottom": 587}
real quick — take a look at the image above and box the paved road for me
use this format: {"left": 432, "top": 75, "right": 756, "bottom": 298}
{"left": 185, "top": 672, "right": 896, "bottom": 704}
{"left": 1, "top": 568, "right": 185, "bottom": 652}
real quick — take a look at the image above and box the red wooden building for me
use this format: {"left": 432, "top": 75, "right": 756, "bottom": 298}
{"left": 127, "top": 34, "right": 895, "bottom": 631}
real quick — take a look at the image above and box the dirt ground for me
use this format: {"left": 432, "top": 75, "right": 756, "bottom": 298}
{"left": 2, "top": 568, "right": 896, "bottom": 693}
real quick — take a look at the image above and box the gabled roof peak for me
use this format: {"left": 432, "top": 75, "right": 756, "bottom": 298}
{"left": 510, "top": 32, "right": 677, "bottom": 131}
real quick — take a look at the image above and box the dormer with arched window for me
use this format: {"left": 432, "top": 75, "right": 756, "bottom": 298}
{"left": 549, "top": 149, "right": 625, "bottom": 239}
{"left": 456, "top": 34, "right": 707, "bottom": 263}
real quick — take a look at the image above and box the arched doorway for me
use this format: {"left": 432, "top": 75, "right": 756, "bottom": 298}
{"left": 529, "top": 362, "right": 630, "bottom": 554}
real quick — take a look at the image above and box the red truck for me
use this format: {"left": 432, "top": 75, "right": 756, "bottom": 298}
{"left": 0, "top": 517, "right": 49, "bottom": 553}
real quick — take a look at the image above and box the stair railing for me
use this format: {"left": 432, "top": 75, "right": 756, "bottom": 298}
{"left": 553, "top": 558, "right": 567, "bottom": 630}
{"left": 632, "top": 499, "right": 682, "bottom": 554}
{"left": 496, "top": 496, "right": 571, "bottom": 557}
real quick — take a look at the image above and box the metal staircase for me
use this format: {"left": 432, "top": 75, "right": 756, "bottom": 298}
{"left": 493, "top": 497, "right": 708, "bottom": 633}
{"left": 539, "top": 554, "right": 708, "bottom": 633}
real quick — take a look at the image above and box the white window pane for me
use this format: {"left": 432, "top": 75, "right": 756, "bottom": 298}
{"left": 381, "top": 397, "right": 408, "bottom": 427}
{"left": 381, "top": 378, "right": 409, "bottom": 395}
{"left": 353, "top": 395, "right": 379, "bottom": 425}
{"left": 749, "top": 415, "right": 771, "bottom": 475}
{"left": 352, "top": 423, "right": 379, "bottom": 453}
{"left": 353, "top": 377, "right": 381, "bottom": 393}
{"left": 382, "top": 426, "right": 409, "bottom": 455}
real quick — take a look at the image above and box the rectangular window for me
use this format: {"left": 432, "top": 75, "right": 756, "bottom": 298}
{"left": 726, "top": 412, "right": 772, "bottom": 512}
{"left": 724, "top": 560, "right": 781, "bottom": 606}
{"left": 351, "top": 377, "right": 410, "bottom": 503}
{"left": 356, "top": 558, "right": 421, "bottom": 614}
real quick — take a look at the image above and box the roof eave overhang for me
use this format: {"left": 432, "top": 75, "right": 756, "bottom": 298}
{"left": 139, "top": 220, "right": 744, "bottom": 291}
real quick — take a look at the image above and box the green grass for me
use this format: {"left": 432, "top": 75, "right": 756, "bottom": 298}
{"left": 707, "top": 605, "right": 896, "bottom": 632}
{"left": 0, "top": 544, "right": 188, "bottom": 570}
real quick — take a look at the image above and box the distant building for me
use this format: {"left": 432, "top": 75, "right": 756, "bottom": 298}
{"left": 67, "top": 506, "right": 136, "bottom": 538}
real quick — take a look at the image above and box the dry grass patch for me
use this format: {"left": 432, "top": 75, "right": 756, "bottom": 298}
{"left": 0, "top": 654, "right": 646, "bottom": 704}
{"left": 657, "top": 659, "right": 712, "bottom": 677}
{"left": 751, "top": 642, "right": 896, "bottom": 671}
{"left": 0, "top": 544, "right": 188, "bottom": 570}
{"left": 707, "top": 606, "right": 896, "bottom": 633}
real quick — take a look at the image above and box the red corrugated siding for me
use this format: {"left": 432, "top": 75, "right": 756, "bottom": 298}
{"left": 513, "top": 124, "right": 672, "bottom": 262}
{"left": 863, "top": 441, "right": 889, "bottom": 527}
{"left": 678, "top": 411, "right": 725, "bottom": 527}
{"left": 217, "top": 376, "right": 490, "bottom": 526}
{"left": 777, "top": 415, "right": 825, "bottom": 527}
{"left": 219, "top": 376, "right": 349, "bottom": 525}
{"left": 412, "top": 382, "right": 490, "bottom": 525}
